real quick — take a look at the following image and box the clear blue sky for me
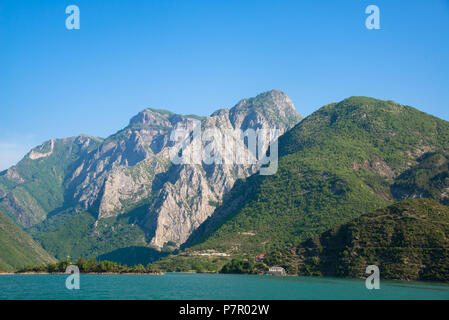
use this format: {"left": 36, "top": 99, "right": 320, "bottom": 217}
{"left": 1, "top": 0, "right": 449, "bottom": 170}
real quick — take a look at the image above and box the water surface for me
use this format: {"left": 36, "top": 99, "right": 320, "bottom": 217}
{"left": 0, "top": 273, "right": 448, "bottom": 300}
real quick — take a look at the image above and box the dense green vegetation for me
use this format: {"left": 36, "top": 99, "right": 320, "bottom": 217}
{"left": 0, "top": 210, "right": 56, "bottom": 271}
{"left": 185, "top": 97, "right": 449, "bottom": 258}
{"left": 288, "top": 199, "right": 449, "bottom": 281}
{"left": 17, "top": 258, "right": 162, "bottom": 274}
{"left": 392, "top": 152, "right": 449, "bottom": 204}
{"left": 197, "top": 199, "right": 449, "bottom": 281}
{"left": 220, "top": 258, "right": 267, "bottom": 274}
{"left": 28, "top": 205, "right": 165, "bottom": 265}
{"left": 150, "top": 254, "right": 230, "bottom": 273}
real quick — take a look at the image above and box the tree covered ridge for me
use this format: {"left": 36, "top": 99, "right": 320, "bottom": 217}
{"left": 216, "top": 199, "right": 449, "bottom": 281}
{"left": 392, "top": 152, "right": 449, "bottom": 205}
{"left": 17, "top": 258, "right": 163, "bottom": 274}
{"left": 0, "top": 210, "right": 56, "bottom": 271}
{"left": 288, "top": 199, "right": 449, "bottom": 281}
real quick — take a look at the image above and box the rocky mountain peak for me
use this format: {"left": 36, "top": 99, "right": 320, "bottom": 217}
{"left": 211, "top": 90, "right": 302, "bottom": 131}
{"left": 129, "top": 108, "right": 175, "bottom": 128}
{"left": 129, "top": 108, "right": 205, "bottom": 129}
{"left": 234, "top": 90, "right": 296, "bottom": 112}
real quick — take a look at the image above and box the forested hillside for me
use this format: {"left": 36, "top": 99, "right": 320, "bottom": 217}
{"left": 0, "top": 210, "right": 56, "bottom": 271}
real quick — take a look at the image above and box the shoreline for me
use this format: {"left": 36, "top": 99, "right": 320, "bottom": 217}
{"left": 1, "top": 271, "right": 447, "bottom": 283}
{"left": 0, "top": 272, "right": 164, "bottom": 275}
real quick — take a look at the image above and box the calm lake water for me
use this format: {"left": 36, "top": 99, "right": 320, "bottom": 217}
{"left": 0, "top": 273, "right": 448, "bottom": 300}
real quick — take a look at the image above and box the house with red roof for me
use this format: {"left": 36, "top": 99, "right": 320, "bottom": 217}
{"left": 255, "top": 254, "right": 265, "bottom": 262}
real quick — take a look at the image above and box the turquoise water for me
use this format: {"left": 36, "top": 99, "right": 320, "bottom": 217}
{"left": 0, "top": 273, "right": 448, "bottom": 300}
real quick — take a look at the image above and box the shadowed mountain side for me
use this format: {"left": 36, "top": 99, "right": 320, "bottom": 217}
{"left": 391, "top": 152, "right": 449, "bottom": 205}
{"left": 0, "top": 210, "right": 56, "bottom": 271}
{"left": 97, "top": 246, "right": 169, "bottom": 266}
{"left": 292, "top": 199, "right": 449, "bottom": 281}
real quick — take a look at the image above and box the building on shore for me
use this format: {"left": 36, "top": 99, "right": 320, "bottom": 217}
{"left": 268, "top": 267, "right": 286, "bottom": 276}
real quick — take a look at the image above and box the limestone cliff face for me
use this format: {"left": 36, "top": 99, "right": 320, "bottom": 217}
{"left": 0, "top": 90, "right": 302, "bottom": 249}
{"left": 68, "top": 109, "right": 203, "bottom": 219}
{"left": 143, "top": 90, "right": 302, "bottom": 248}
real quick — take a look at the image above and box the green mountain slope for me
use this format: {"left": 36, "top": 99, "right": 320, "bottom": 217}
{"left": 292, "top": 199, "right": 449, "bottom": 281}
{"left": 0, "top": 210, "right": 56, "bottom": 271}
{"left": 391, "top": 152, "right": 449, "bottom": 205}
{"left": 28, "top": 203, "right": 165, "bottom": 264}
{"left": 0, "top": 135, "right": 102, "bottom": 227}
{"left": 184, "top": 97, "right": 449, "bottom": 256}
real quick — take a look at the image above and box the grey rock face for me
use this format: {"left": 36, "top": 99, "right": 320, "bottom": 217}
{"left": 0, "top": 90, "right": 302, "bottom": 250}
{"left": 142, "top": 91, "right": 302, "bottom": 248}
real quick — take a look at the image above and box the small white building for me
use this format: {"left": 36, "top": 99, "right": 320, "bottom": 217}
{"left": 268, "top": 267, "right": 286, "bottom": 276}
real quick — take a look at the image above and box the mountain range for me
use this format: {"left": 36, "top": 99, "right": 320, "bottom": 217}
{"left": 1, "top": 91, "right": 448, "bottom": 281}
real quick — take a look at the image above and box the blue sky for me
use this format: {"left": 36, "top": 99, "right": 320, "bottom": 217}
{"left": 1, "top": 0, "right": 449, "bottom": 170}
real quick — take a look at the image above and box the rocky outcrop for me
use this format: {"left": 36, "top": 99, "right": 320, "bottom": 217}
{"left": 28, "top": 139, "right": 55, "bottom": 160}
